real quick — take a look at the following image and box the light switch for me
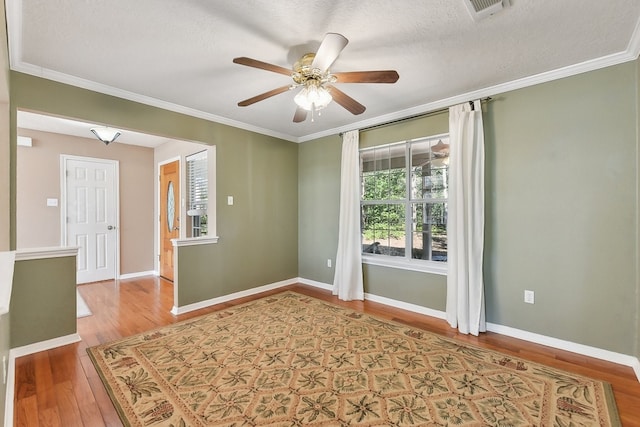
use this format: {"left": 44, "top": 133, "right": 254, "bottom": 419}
{"left": 227, "top": 196, "right": 234, "bottom": 206}
{"left": 47, "top": 198, "right": 58, "bottom": 207}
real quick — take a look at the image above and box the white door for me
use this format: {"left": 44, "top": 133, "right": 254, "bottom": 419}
{"left": 63, "top": 156, "right": 118, "bottom": 284}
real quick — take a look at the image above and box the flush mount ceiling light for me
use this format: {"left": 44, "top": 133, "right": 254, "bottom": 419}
{"left": 90, "top": 126, "right": 121, "bottom": 145}
{"left": 292, "top": 54, "right": 335, "bottom": 121}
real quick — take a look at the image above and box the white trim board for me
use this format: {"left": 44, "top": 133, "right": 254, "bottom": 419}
{"left": 170, "top": 278, "right": 298, "bottom": 315}
{"left": 298, "top": 278, "right": 640, "bottom": 382}
{"left": 4, "top": 333, "right": 82, "bottom": 427}
{"left": 15, "top": 246, "right": 79, "bottom": 261}
{"left": 119, "top": 270, "right": 157, "bottom": 280}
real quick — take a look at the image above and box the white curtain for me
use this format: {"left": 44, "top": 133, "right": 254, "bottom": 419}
{"left": 333, "top": 130, "right": 364, "bottom": 301}
{"left": 446, "top": 100, "right": 486, "bottom": 336}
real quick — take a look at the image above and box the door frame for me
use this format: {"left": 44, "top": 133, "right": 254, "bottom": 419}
{"left": 156, "top": 156, "right": 183, "bottom": 276}
{"left": 60, "top": 154, "right": 121, "bottom": 281}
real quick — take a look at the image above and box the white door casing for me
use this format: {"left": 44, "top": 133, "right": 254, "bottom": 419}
{"left": 61, "top": 156, "right": 119, "bottom": 284}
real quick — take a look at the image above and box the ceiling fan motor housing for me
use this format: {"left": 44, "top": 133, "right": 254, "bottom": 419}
{"left": 292, "top": 53, "right": 336, "bottom": 86}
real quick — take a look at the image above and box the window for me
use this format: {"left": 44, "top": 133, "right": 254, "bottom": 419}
{"left": 186, "top": 150, "right": 208, "bottom": 237}
{"left": 360, "top": 135, "right": 449, "bottom": 269}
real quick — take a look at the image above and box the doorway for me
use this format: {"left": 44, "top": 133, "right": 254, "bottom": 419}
{"left": 159, "top": 159, "right": 180, "bottom": 281}
{"left": 61, "top": 155, "right": 119, "bottom": 284}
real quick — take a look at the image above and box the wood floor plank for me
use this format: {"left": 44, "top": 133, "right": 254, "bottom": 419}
{"left": 53, "top": 381, "right": 84, "bottom": 427}
{"left": 11, "top": 277, "right": 640, "bottom": 426}
{"left": 14, "top": 394, "right": 38, "bottom": 427}
{"left": 33, "top": 352, "right": 57, "bottom": 412}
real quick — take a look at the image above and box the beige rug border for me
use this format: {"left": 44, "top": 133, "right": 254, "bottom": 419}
{"left": 87, "top": 290, "right": 622, "bottom": 426}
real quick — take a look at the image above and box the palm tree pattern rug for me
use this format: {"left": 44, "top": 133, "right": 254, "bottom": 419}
{"left": 87, "top": 291, "right": 620, "bottom": 426}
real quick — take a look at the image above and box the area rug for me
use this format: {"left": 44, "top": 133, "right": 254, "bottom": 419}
{"left": 87, "top": 291, "right": 621, "bottom": 426}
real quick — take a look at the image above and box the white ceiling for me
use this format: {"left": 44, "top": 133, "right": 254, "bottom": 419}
{"left": 7, "top": 0, "right": 640, "bottom": 143}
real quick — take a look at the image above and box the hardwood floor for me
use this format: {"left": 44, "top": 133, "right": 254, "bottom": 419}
{"left": 12, "top": 276, "right": 640, "bottom": 426}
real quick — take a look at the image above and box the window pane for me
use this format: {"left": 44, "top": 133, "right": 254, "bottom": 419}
{"left": 360, "top": 144, "right": 407, "bottom": 201}
{"left": 411, "top": 138, "right": 449, "bottom": 200}
{"left": 362, "top": 204, "right": 405, "bottom": 257}
{"left": 411, "top": 202, "right": 447, "bottom": 262}
{"left": 389, "top": 167, "right": 406, "bottom": 200}
{"left": 362, "top": 170, "right": 390, "bottom": 200}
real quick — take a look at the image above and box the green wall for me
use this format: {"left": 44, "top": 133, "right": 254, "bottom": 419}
{"left": 9, "top": 71, "right": 298, "bottom": 308}
{"left": 299, "top": 61, "right": 640, "bottom": 356}
{"left": 298, "top": 135, "right": 341, "bottom": 284}
{"left": 484, "top": 62, "right": 637, "bottom": 354}
{"left": 10, "top": 256, "right": 77, "bottom": 347}
{"left": 176, "top": 135, "right": 298, "bottom": 305}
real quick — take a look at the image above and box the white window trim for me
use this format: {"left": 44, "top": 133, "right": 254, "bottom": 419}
{"left": 362, "top": 253, "right": 448, "bottom": 275}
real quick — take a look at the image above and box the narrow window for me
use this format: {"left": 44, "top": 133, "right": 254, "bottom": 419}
{"left": 186, "top": 150, "right": 208, "bottom": 237}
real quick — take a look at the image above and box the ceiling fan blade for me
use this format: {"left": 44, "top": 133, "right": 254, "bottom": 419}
{"left": 237, "top": 85, "right": 291, "bottom": 107}
{"left": 293, "top": 107, "right": 308, "bottom": 123}
{"left": 333, "top": 70, "right": 399, "bottom": 84}
{"left": 311, "top": 33, "right": 348, "bottom": 71}
{"left": 329, "top": 86, "right": 366, "bottom": 115}
{"left": 233, "top": 57, "right": 292, "bottom": 76}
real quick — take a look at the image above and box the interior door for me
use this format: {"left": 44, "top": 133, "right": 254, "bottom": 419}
{"left": 160, "top": 160, "right": 179, "bottom": 281}
{"left": 64, "top": 157, "right": 118, "bottom": 284}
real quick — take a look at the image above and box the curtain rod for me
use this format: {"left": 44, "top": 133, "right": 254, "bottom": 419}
{"left": 340, "top": 97, "right": 492, "bottom": 136}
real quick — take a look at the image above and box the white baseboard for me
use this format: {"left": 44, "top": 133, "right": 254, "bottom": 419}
{"left": 297, "top": 277, "right": 333, "bottom": 291}
{"left": 298, "top": 277, "right": 640, "bottom": 382}
{"left": 486, "top": 322, "right": 640, "bottom": 381}
{"left": 298, "top": 277, "right": 447, "bottom": 319}
{"left": 171, "top": 278, "right": 298, "bottom": 315}
{"left": 5, "top": 333, "right": 82, "bottom": 427}
{"left": 364, "top": 292, "right": 447, "bottom": 320}
{"left": 119, "top": 270, "right": 157, "bottom": 280}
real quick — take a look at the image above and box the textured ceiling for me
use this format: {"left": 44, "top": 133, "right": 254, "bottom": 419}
{"left": 8, "top": 0, "right": 640, "bottom": 142}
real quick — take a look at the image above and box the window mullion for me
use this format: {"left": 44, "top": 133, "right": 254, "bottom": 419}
{"left": 405, "top": 141, "right": 411, "bottom": 261}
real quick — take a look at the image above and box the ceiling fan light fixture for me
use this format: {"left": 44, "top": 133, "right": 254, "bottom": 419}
{"left": 91, "top": 126, "right": 122, "bottom": 145}
{"left": 294, "top": 80, "right": 332, "bottom": 112}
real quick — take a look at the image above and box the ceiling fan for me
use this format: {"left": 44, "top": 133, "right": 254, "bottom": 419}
{"left": 233, "top": 33, "right": 399, "bottom": 123}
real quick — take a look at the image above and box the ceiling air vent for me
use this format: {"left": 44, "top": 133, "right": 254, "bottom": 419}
{"left": 464, "top": 0, "right": 509, "bottom": 21}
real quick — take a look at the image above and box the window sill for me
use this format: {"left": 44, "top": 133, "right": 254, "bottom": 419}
{"left": 362, "top": 254, "right": 447, "bottom": 276}
{"left": 172, "top": 236, "right": 219, "bottom": 247}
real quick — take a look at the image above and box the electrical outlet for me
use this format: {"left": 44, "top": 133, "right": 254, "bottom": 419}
{"left": 524, "top": 290, "right": 535, "bottom": 304}
{"left": 327, "top": 259, "right": 332, "bottom": 268}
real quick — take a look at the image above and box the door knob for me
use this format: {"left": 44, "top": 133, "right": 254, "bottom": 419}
{"left": 174, "top": 226, "right": 180, "bottom": 231}
{"left": 107, "top": 225, "right": 114, "bottom": 230}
